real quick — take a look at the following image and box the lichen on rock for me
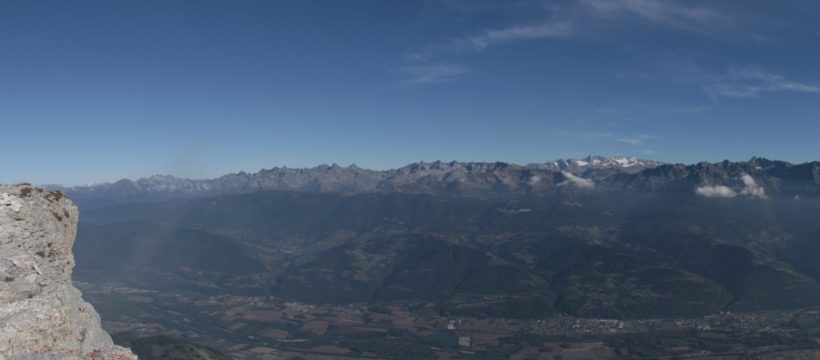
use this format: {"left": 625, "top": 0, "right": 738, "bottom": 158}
{"left": 0, "top": 184, "right": 136, "bottom": 360}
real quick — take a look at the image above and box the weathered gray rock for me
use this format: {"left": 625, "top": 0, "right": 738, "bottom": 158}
{"left": 0, "top": 184, "right": 135, "bottom": 360}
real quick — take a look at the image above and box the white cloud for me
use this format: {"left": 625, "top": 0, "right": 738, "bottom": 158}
{"left": 400, "top": 64, "right": 469, "bottom": 86}
{"left": 739, "top": 173, "right": 767, "bottom": 199}
{"left": 696, "top": 185, "right": 737, "bottom": 198}
{"left": 695, "top": 173, "right": 766, "bottom": 199}
{"left": 559, "top": 171, "right": 595, "bottom": 189}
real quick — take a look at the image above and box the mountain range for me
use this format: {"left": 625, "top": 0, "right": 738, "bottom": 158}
{"left": 69, "top": 156, "right": 820, "bottom": 320}
{"left": 55, "top": 156, "right": 820, "bottom": 207}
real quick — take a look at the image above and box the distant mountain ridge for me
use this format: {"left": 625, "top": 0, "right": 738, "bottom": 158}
{"left": 73, "top": 171, "right": 820, "bottom": 320}
{"left": 68, "top": 156, "right": 820, "bottom": 321}
{"left": 534, "top": 155, "right": 662, "bottom": 173}
{"left": 56, "top": 156, "right": 820, "bottom": 206}
{"left": 54, "top": 156, "right": 659, "bottom": 205}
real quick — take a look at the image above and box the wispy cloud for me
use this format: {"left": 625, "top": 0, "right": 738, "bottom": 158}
{"left": 582, "top": 0, "right": 728, "bottom": 32}
{"left": 435, "top": 0, "right": 544, "bottom": 15}
{"left": 400, "top": 19, "right": 570, "bottom": 85}
{"left": 448, "top": 21, "right": 574, "bottom": 53}
{"left": 667, "top": 105, "right": 712, "bottom": 113}
{"left": 595, "top": 104, "right": 711, "bottom": 115}
{"left": 407, "top": 21, "right": 573, "bottom": 63}
{"left": 411, "top": 0, "right": 726, "bottom": 64}
{"left": 614, "top": 134, "right": 653, "bottom": 145}
{"left": 400, "top": 0, "right": 784, "bottom": 88}
{"left": 703, "top": 66, "right": 820, "bottom": 98}
{"left": 581, "top": 0, "right": 733, "bottom": 39}
{"left": 399, "top": 64, "right": 469, "bottom": 86}
{"left": 399, "top": 0, "right": 738, "bottom": 85}
{"left": 569, "top": 131, "right": 655, "bottom": 146}
{"left": 615, "top": 53, "right": 820, "bottom": 100}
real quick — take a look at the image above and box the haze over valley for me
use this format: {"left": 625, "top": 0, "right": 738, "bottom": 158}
{"left": 62, "top": 156, "right": 820, "bottom": 358}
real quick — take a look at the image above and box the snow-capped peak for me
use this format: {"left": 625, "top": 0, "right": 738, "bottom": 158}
{"left": 543, "top": 156, "right": 662, "bottom": 173}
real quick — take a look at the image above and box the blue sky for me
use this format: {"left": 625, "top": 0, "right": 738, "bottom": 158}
{"left": 2, "top": 0, "right": 819, "bottom": 186}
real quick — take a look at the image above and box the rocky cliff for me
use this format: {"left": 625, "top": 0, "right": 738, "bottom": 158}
{"left": 0, "top": 184, "right": 135, "bottom": 360}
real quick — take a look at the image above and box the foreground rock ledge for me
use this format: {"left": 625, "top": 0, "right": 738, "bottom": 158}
{"left": 0, "top": 184, "right": 135, "bottom": 360}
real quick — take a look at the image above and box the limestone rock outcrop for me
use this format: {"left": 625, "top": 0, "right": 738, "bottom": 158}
{"left": 0, "top": 184, "right": 135, "bottom": 360}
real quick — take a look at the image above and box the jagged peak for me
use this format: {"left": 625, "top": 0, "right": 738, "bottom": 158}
{"left": 56, "top": 157, "right": 820, "bottom": 204}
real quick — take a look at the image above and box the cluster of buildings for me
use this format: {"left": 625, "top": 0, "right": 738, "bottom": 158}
{"left": 526, "top": 310, "right": 799, "bottom": 337}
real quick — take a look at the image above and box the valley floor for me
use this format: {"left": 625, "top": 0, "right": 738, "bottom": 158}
{"left": 76, "top": 281, "right": 820, "bottom": 359}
